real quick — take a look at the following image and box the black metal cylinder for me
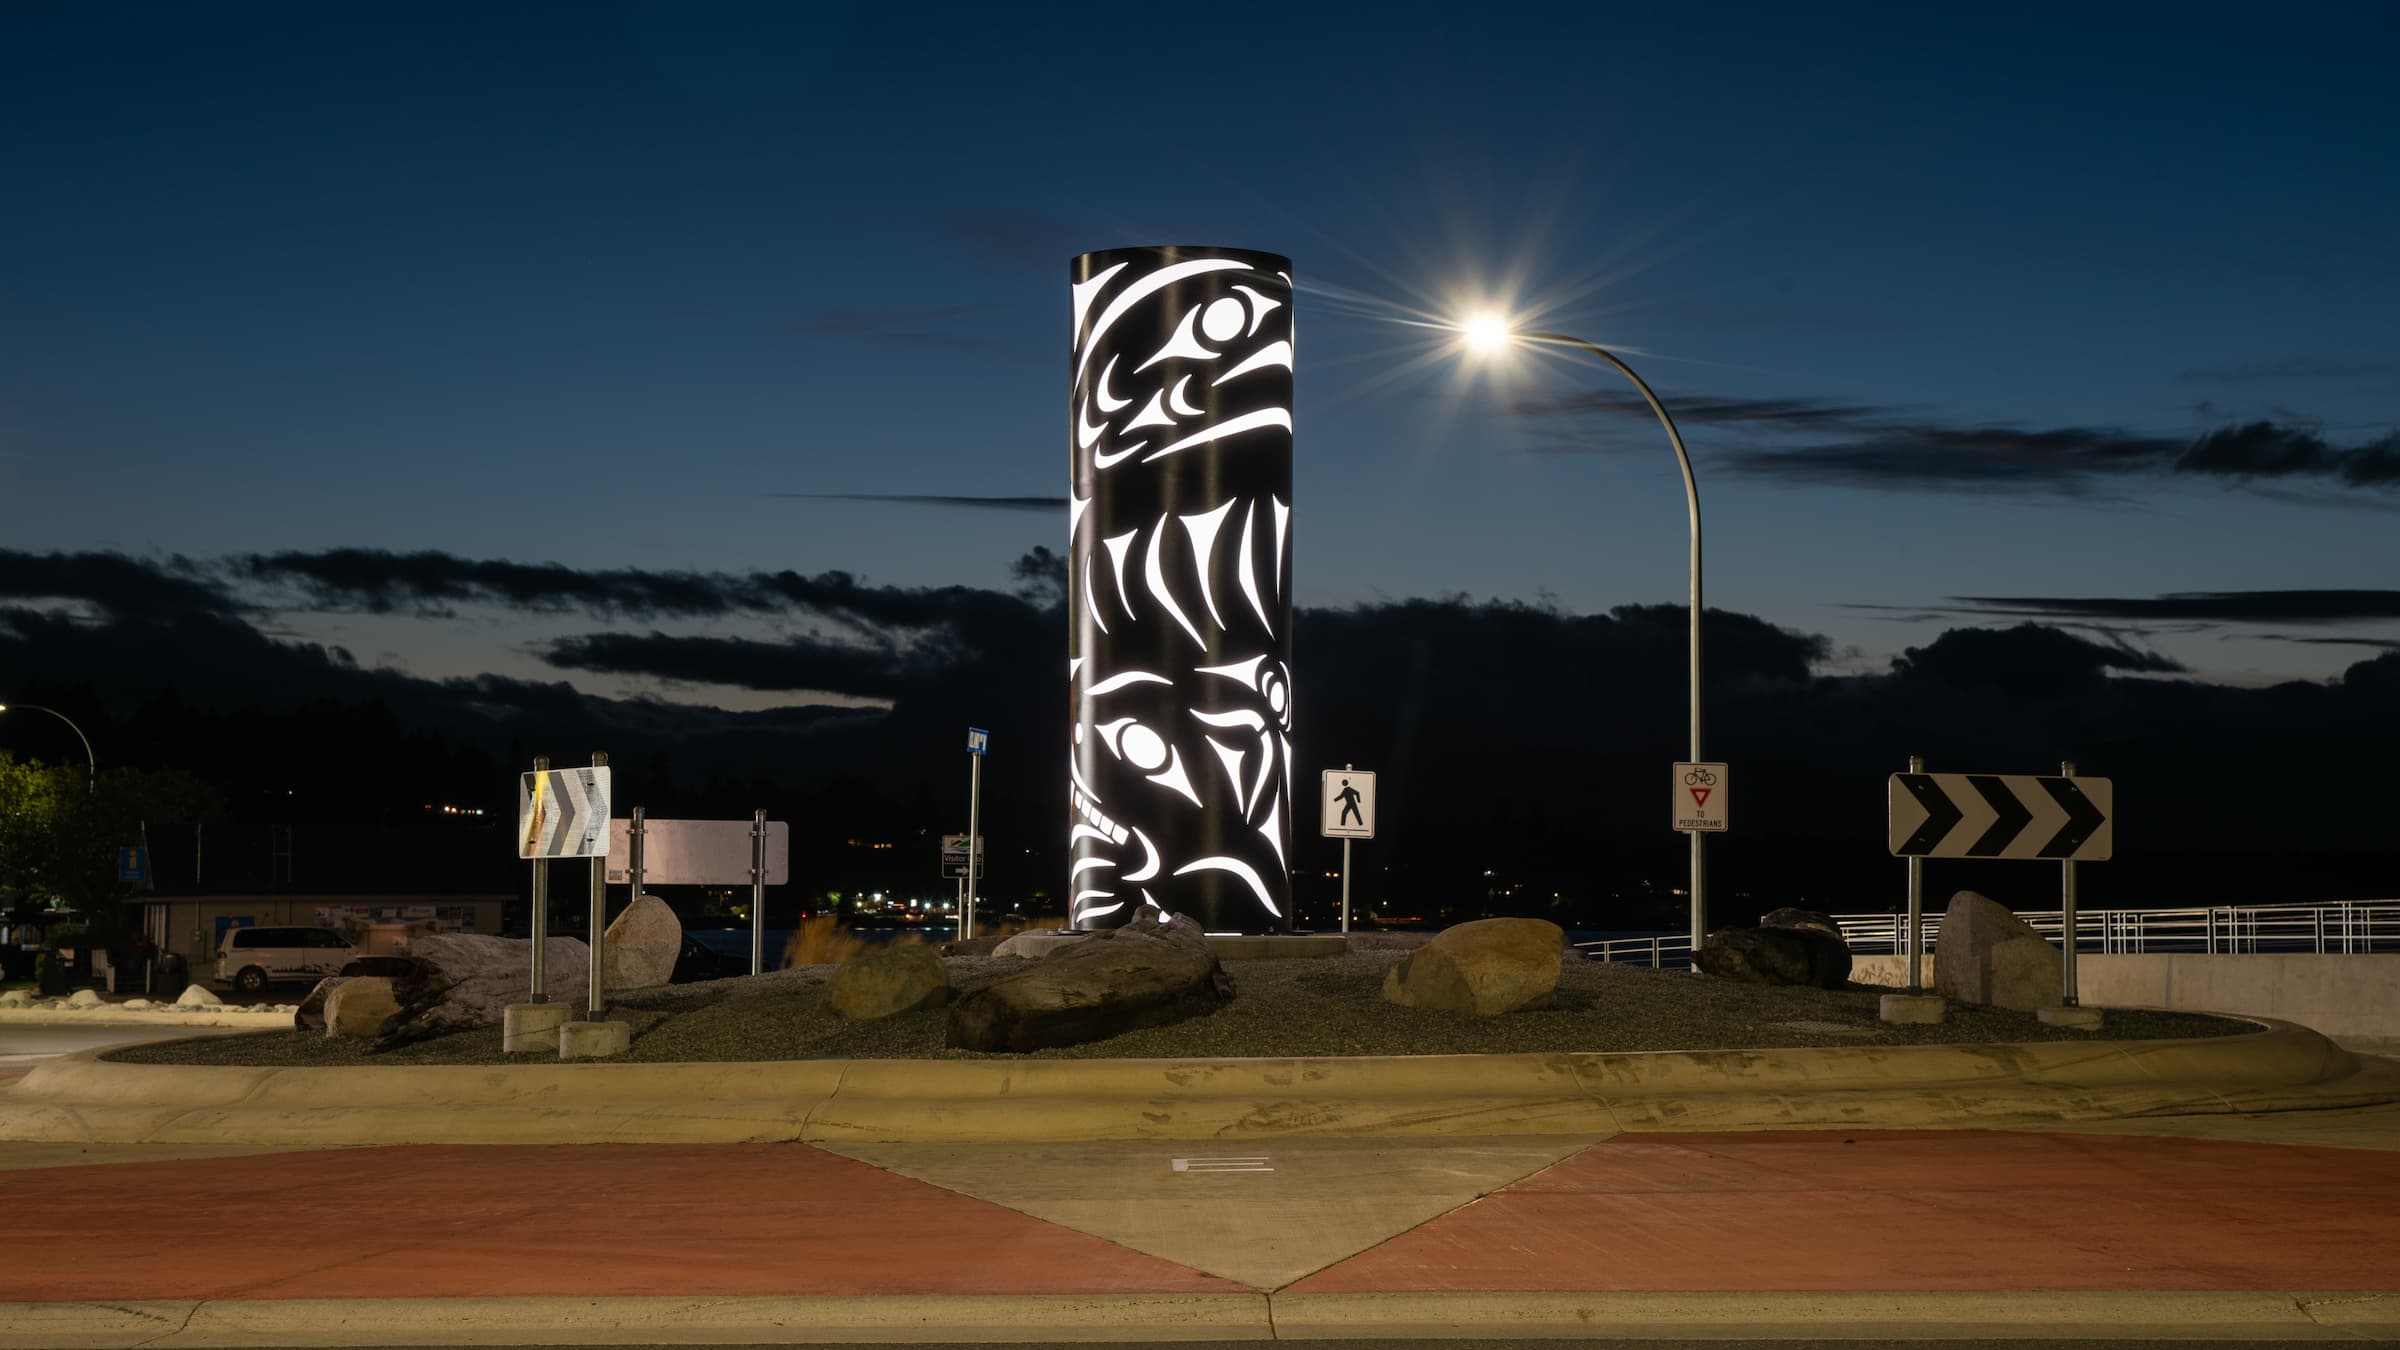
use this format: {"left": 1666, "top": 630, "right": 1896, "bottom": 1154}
{"left": 1067, "top": 246, "right": 1295, "bottom": 932}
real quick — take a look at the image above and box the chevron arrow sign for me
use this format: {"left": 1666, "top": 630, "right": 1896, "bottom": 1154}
{"left": 1887, "top": 772, "right": 2112, "bottom": 861}
{"left": 518, "top": 766, "right": 613, "bottom": 859}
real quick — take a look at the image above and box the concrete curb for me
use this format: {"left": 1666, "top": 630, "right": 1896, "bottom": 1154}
{"left": 2, "top": 1289, "right": 2394, "bottom": 1347}
{"left": 4, "top": 1018, "right": 2395, "bottom": 1146}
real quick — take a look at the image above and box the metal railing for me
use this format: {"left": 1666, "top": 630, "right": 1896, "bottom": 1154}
{"left": 1573, "top": 899, "right": 2400, "bottom": 968}
{"left": 1831, "top": 898, "right": 2400, "bottom": 957}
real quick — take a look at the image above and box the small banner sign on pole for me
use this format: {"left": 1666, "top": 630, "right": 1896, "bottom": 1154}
{"left": 1673, "top": 762, "right": 1728, "bottom": 833}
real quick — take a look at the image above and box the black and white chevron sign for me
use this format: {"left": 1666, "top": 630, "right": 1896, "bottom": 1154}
{"left": 1886, "top": 772, "right": 2112, "bottom": 861}
{"left": 518, "top": 766, "right": 612, "bottom": 859}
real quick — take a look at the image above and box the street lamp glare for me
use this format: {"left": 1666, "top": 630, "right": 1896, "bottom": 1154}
{"left": 1459, "top": 313, "right": 1514, "bottom": 352}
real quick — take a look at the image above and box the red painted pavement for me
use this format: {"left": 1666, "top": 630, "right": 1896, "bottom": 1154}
{"left": 0, "top": 1142, "right": 1242, "bottom": 1302}
{"left": 1288, "top": 1130, "right": 2400, "bottom": 1293}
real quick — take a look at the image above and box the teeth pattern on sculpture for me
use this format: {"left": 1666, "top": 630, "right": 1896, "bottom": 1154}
{"left": 1067, "top": 247, "right": 1295, "bottom": 931}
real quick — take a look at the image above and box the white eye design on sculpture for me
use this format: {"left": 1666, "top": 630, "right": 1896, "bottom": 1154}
{"left": 1094, "top": 716, "right": 1202, "bottom": 807}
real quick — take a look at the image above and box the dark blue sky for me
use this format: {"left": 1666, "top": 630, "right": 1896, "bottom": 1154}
{"left": 4, "top": 1, "right": 2395, "bottom": 707}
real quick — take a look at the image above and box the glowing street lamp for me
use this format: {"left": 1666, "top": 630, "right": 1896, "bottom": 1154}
{"left": 1455, "top": 317, "right": 1709, "bottom": 955}
{"left": 0, "top": 703, "right": 96, "bottom": 792}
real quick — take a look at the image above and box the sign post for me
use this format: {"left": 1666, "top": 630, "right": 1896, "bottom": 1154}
{"left": 1319, "top": 767, "right": 1376, "bottom": 933}
{"left": 1886, "top": 758, "right": 2115, "bottom": 1013}
{"left": 588, "top": 754, "right": 609, "bottom": 1017}
{"left": 965, "top": 727, "right": 989, "bottom": 939}
{"left": 518, "top": 755, "right": 612, "bottom": 1004}
{"left": 751, "top": 808, "right": 768, "bottom": 977}
{"left": 529, "top": 756, "right": 549, "bottom": 1002}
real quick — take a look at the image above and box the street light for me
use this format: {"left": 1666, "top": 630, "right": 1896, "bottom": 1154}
{"left": 0, "top": 704, "right": 96, "bottom": 792}
{"left": 1456, "top": 316, "right": 1709, "bottom": 955}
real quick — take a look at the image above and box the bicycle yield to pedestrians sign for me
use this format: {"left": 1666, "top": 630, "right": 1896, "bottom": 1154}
{"left": 1321, "top": 769, "right": 1376, "bottom": 839}
{"left": 1674, "top": 762, "right": 1728, "bottom": 832}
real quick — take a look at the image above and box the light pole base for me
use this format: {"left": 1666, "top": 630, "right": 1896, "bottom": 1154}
{"left": 2038, "top": 1004, "right": 2105, "bottom": 1031}
{"left": 1880, "top": 992, "right": 1948, "bottom": 1026}
{"left": 502, "top": 1002, "right": 570, "bottom": 1053}
{"left": 558, "top": 1018, "right": 631, "bottom": 1060}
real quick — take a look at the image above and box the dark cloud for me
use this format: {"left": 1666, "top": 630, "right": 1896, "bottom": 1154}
{"left": 777, "top": 492, "right": 1064, "bottom": 513}
{"left": 2177, "top": 357, "right": 2400, "bottom": 384}
{"left": 242, "top": 550, "right": 771, "bottom": 618}
{"left": 1503, "top": 390, "right": 2399, "bottom": 496}
{"left": 237, "top": 549, "right": 1054, "bottom": 637}
{"left": 9, "top": 549, "right": 2400, "bottom": 913}
{"left": 0, "top": 550, "right": 242, "bottom": 621}
{"left": 1891, "top": 624, "right": 2184, "bottom": 699}
{"left": 542, "top": 631, "right": 930, "bottom": 700}
{"left": 1942, "top": 590, "right": 2400, "bottom": 626}
{"left": 2175, "top": 422, "right": 2400, "bottom": 487}
{"left": 789, "top": 303, "right": 1006, "bottom": 350}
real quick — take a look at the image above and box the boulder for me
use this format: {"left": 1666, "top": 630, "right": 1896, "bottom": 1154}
{"left": 377, "top": 934, "right": 591, "bottom": 1047}
{"left": 827, "top": 945, "right": 952, "bottom": 1019}
{"left": 604, "top": 894, "right": 681, "bottom": 991}
{"left": 0, "top": 989, "right": 32, "bottom": 1007}
{"left": 122, "top": 997, "right": 153, "bottom": 1010}
{"left": 1381, "top": 917, "right": 1565, "bottom": 1016}
{"left": 1934, "top": 890, "right": 2062, "bottom": 1011}
{"left": 174, "top": 984, "right": 223, "bottom": 1008}
{"left": 1697, "top": 925, "right": 1853, "bottom": 988}
{"left": 324, "top": 977, "right": 401, "bottom": 1038}
{"left": 65, "top": 989, "right": 103, "bottom": 1008}
{"left": 294, "top": 976, "right": 344, "bottom": 1031}
{"left": 946, "top": 908, "right": 1233, "bottom": 1052}
{"left": 1760, "top": 907, "right": 1845, "bottom": 939}
{"left": 991, "top": 928, "right": 1087, "bottom": 959}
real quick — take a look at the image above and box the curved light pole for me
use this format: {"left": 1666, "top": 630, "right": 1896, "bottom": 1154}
{"left": 0, "top": 703, "right": 96, "bottom": 792}
{"left": 1459, "top": 320, "right": 1707, "bottom": 955}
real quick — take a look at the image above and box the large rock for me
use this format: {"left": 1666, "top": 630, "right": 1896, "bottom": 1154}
{"left": 1381, "top": 917, "right": 1564, "bottom": 1016}
{"left": 323, "top": 977, "right": 401, "bottom": 1038}
{"left": 991, "top": 928, "right": 1087, "bottom": 959}
{"left": 174, "top": 984, "right": 223, "bottom": 1008}
{"left": 946, "top": 908, "right": 1233, "bottom": 1052}
{"left": 1696, "top": 925, "right": 1853, "bottom": 988}
{"left": 1760, "top": 907, "right": 1844, "bottom": 939}
{"left": 1934, "top": 890, "right": 2062, "bottom": 1011}
{"left": 604, "top": 894, "right": 681, "bottom": 991}
{"left": 378, "top": 934, "right": 591, "bottom": 1047}
{"left": 827, "top": 945, "right": 952, "bottom": 1019}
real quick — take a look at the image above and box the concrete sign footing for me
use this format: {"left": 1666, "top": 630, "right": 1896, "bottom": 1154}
{"left": 1881, "top": 992, "right": 1949, "bottom": 1025}
{"left": 558, "top": 1019, "right": 630, "bottom": 1060}
{"left": 502, "top": 1002, "right": 569, "bottom": 1053}
{"left": 2039, "top": 1004, "right": 2105, "bottom": 1031}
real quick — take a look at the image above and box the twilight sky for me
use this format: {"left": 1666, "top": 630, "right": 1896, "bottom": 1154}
{"left": 4, "top": 0, "right": 2395, "bottom": 713}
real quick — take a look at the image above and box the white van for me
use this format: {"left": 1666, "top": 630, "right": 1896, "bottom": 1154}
{"left": 215, "top": 925, "right": 357, "bottom": 993}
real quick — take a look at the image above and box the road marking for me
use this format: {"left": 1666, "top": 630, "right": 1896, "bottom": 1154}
{"left": 1171, "top": 1155, "right": 1273, "bottom": 1173}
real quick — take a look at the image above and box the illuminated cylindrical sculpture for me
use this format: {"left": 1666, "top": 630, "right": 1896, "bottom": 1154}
{"left": 1067, "top": 246, "right": 1295, "bottom": 932}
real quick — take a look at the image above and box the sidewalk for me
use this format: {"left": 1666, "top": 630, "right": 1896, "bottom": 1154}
{"left": 3, "top": 1027, "right": 2398, "bottom": 1345}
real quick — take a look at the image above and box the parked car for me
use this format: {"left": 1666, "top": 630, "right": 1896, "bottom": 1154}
{"left": 215, "top": 925, "right": 357, "bottom": 993}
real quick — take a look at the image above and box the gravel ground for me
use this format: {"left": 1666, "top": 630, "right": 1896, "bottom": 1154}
{"left": 104, "top": 951, "right": 2247, "bottom": 1067}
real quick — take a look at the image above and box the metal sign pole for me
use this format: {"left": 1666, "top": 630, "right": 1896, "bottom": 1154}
{"left": 2060, "top": 760, "right": 2080, "bottom": 1007}
{"left": 966, "top": 750, "right": 982, "bottom": 940}
{"left": 750, "top": 808, "right": 766, "bottom": 977}
{"left": 1904, "top": 753, "right": 1925, "bottom": 993}
{"left": 1340, "top": 837, "right": 1353, "bottom": 934}
{"left": 530, "top": 755, "right": 549, "bottom": 1004}
{"left": 587, "top": 752, "right": 609, "bottom": 1018}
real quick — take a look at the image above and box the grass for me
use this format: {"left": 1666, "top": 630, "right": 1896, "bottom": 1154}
{"left": 103, "top": 947, "right": 2247, "bottom": 1068}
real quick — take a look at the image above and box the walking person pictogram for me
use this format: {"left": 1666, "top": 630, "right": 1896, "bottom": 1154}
{"left": 1336, "top": 778, "right": 1363, "bottom": 827}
